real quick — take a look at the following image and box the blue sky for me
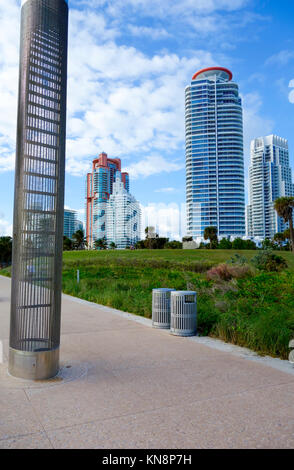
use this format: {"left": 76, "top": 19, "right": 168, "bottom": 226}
{"left": 0, "top": 0, "right": 294, "bottom": 238}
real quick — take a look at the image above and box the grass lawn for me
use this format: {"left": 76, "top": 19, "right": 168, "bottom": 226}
{"left": 63, "top": 248, "right": 294, "bottom": 271}
{"left": 2, "top": 249, "right": 294, "bottom": 359}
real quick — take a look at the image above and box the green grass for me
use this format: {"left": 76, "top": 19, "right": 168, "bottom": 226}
{"left": 2, "top": 249, "right": 294, "bottom": 359}
{"left": 63, "top": 249, "right": 294, "bottom": 271}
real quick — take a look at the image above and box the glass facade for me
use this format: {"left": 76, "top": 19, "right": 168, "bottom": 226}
{"left": 185, "top": 68, "right": 245, "bottom": 239}
{"left": 64, "top": 209, "right": 77, "bottom": 238}
{"left": 106, "top": 174, "right": 141, "bottom": 249}
{"left": 247, "top": 135, "right": 294, "bottom": 239}
{"left": 86, "top": 153, "right": 130, "bottom": 246}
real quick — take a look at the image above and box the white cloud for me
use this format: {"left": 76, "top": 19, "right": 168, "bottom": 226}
{"left": 141, "top": 202, "right": 186, "bottom": 240}
{"left": 128, "top": 25, "right": 170, "bottom": 39}
{"left": 65, "top": 8, "right": 215, "bottom": 175}
{"left": 242, "top": 91, "right": 274, "bottom": 164}
{"left": 125, "top": 155, "right": 184, "bottom": 179}
{"left": 0, "top": 0, "right": 264, "bottom": 183}
{"left": 99, "top": 0, "right": 248, "bottom": 17}
{"left": 289, "top": 79, "right": 294, "bottom": 104}
{"left": 0, "top": 0, "right": 19, "bottom": 173}
{"left": 266, "top": 50, "right": 294, "bottom": 66}
{"left": 0, "top": 214, "right": 12, "bottom": 237}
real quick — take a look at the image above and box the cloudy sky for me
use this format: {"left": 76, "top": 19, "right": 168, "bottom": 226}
{"left": 0, "top": 0, "right": 294, "bottom": 238}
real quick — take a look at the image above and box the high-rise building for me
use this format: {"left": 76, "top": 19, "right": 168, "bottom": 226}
{"left": 86, "top": 153, "right": 129, "bottom": 246}
{"left": 185, "top": 67, "right": 245, "bottom": 240}
{"left": 75, "top": 219, "right": 84, "bottom": 233}
{"left": 107, "top": 174, "right": 141, "bottom": 249}
{"left": 10, "top": 0, "right": 68, "bottom": 379}
{"left": 247, "top": 135, "right": 294, "bottom": 239}
{"left": 64, "top": 209, "right": 77, "bottom": 238}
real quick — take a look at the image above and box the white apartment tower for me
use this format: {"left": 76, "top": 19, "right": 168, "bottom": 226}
{"left": 247, "top": 135, "right": 294, "bottom": 239}
{"left": 106, "top": 173, "right": 141, "bottom": 249}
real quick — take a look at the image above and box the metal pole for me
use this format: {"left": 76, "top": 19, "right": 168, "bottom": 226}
{"left": 77, "top": 270, "right": 80, "bottom": 284}
{"left": 9, "top": 0, "right": 68, "bottom": 380}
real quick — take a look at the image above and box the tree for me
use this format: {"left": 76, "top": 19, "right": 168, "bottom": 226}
{"left": 182, "top": 236, "right": 193, "bottom": 242}
{"left": 204, "top": 226, "right": 218, "bottom": 249}
{"left": 274, "top": 197, "right": 294, "bottom": 252}
{"left": 261, "top": 238, "right": 275, "bottom": 250}
{"left": 164, "top": 240, "right": 183, "bottom": 249}
{"left": 145, "top": 226, "right": 158, "bottom": 249}
{"left": 63, "top": 236, "right": 73, "bottom": 251}
{"left": 94, "top": 237, "right": 107, "bottom": 250}
{"left": 273, "top": 232, "right": 285, "bottom": 250}
{"left": 0, "top": 236, "right": 12, "bottom": 266}
{"left": 72, "top": 229, "right": 85, "bottom": 250}
{"left": 134, "top": 240, "right": 145, "bottom": 249}
{"left": 109, "top": 241, "right": 117, "bottom": 250}
{"left": 218, "top": 238, "right": 232, "bottom": 249}
{"left": 231, "top": 238, "right": 257, "bottom": 250}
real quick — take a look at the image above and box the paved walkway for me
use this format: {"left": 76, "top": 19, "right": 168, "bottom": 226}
{"left": 0, "top": 275, "right": 294, "bottom": 449}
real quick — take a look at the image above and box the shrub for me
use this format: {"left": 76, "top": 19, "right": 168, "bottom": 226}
{"left": 207, "top": 264, "right": 233, "bottom": 281}
{"left": 252, "top": 249, "right": 288, "bottom": 272}
{"left": 228, "top": 265, "right": 251, "bottom": 279}
{"left": 218, "top": 238, "right": 232, "bottom": 249}
{"left": 232, "top": 238, "right": 256, "bottom": 250}
{"left": 207, "top": 263, "right": 251, "bottom": 281}
{"left": 165, "top": 240, "right": 183, "bottom": 249}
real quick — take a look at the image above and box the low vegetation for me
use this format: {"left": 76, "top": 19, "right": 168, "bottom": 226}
{"left": 59, "top": 249, "right": 294, "bottom": 359}
{"left": 1, "top": 248, "right": 293, "bottom": 359}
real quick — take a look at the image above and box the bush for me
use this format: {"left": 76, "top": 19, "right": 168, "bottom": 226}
{"left": 165, "top": 240, "right": 183, "bottom": 249}
{"left": 232, "top": 238, "right": 256, "bottom": 250}
{"left": 252, "top": 249, "right": 288, "bottom": 272}
{"left": 227, "top": 253, "right": 247, "bottom": 266}
{"left": 0, "top": 236, "right": 12, "bottom": 266}
{"left": 218, "top": 238, "right": 232, "bottom": 249}
{"left": 207, "top": 263, "right": 251, "bottom": 281}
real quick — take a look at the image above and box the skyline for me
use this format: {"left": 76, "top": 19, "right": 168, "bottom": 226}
{"left": 0, "top": 0, "right": 294, "bottom": 239}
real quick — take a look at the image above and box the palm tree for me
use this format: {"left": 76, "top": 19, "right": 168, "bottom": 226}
{"left": 109, "top": 242, "right": 117, "bottom": 250}
{"left": 72, "top": 229, "right": 85, "bottom": 250}
{"left": 63, "top": 236, "right": 73, "bottom": 251}
{"left": 145, "top": 226, "right": 158, "bottom": 249}
{"left": 94, "top": 237, "right": 107, "bottom": 250}
{"left": 274, "top": 197, "right": 294, "bottom": 252}
{"left": 273, "top": 232, "right": 285, "bottom": 250}
{"left": 204, "top": 226, "right": 218, "bottom": 249}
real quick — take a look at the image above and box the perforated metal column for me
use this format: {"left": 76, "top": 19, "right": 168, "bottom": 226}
{"left": 9, "top": 0, "right": 68, "bottom": 380}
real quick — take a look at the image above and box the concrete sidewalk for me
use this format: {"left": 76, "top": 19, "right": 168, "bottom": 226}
{"left": 0, "top": 275, "right": 293, "bottom": 449}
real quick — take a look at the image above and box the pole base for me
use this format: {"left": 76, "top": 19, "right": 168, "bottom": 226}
{"left": 8, "top": 347, "right": 59, "bottom": 380}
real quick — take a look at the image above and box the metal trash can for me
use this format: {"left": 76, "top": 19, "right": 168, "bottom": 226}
{"left": 152, "top": 288, "right": 174, "bottom": 329}
{"left": 170, "top": 291, "right": 197, "bottom": 337}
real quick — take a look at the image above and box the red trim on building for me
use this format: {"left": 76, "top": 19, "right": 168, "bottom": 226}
{"left": 192, "top": 67, "right": 233, "bottom": 81}
{"left": 86, "top": 153, "right": 127, "bottom": 246}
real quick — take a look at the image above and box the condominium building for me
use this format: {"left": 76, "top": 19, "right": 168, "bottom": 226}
{"left": 64, "top": 209, "right": 77, "bottom": 239}
{"left": 107, "top": 174, "right": 141, "bottom": 249}
{"left": 185, "top": 67, "right": 245, "bottom": 240}
{"left": 85, "top": 152, "right": 129, "bottom": 246}
{"left": 247, "top": 135, "right": 294, "bottom": 239}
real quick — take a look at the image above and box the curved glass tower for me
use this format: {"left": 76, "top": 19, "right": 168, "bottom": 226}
{"left": 185, "top": 67, "right": 245, "bottom": 240}
{"left": 9, "top": 0, "right": 68, "bottom": 379}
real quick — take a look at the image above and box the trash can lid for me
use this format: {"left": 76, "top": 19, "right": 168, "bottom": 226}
{"left": 152, "top": 288, "right": 175, "bottom": 292}
{"left": 171, "top": 291, "right": 196, "bottom": 296}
